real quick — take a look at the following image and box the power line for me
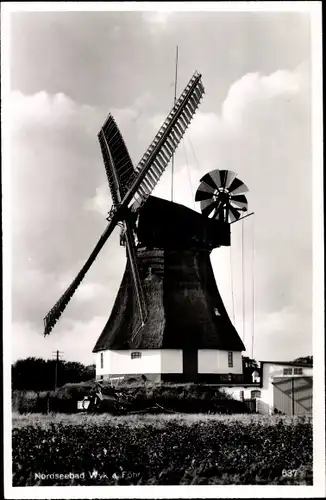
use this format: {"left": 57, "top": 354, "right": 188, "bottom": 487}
{"left": 251, "top": 215, "right": 255, "bottom": 359}
{"left": 229, "top": 246, "right": 236, "bottom": 325}
{"left": 241, "top": 219, "right": 246, "bottom": 345}
{"left": 182, "top": 140, "right": 196, "bottom": 209}
{"left": 186, "top": 132, "right": 201, "bottom": 171}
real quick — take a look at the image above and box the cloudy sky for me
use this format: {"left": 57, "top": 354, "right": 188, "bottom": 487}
{"left": 8, "top": 6, "right": 316, "bottom": 365}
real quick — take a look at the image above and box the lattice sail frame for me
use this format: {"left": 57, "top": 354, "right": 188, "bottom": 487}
{"left": 98, "top": 115, "right": 136, "bottom": 207}
{"left": 130, "top": 72, "right": 204, "bottom": 211}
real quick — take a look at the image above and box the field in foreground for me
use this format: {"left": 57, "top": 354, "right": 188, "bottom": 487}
{"left": 12, "top": 412, "right": 312, "bottom": 486}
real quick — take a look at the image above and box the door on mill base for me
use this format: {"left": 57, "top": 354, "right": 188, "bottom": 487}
{"left": 182, "top": 349, "right": 198, "bottom": 382}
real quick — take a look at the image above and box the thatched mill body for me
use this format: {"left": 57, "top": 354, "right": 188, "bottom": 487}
{"left": 44, "top": 72, "right": 249, "bottom": 384}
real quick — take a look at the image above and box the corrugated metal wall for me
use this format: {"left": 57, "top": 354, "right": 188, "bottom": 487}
{"left": 256, "top": 399, "right": 271, "bottom": 415}
{"left": 273, "top": 376, "right": 312, "bottom": 415}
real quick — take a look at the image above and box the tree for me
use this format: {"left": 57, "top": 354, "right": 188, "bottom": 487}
{"left": 293, "top": 356, "right": 313, "bottom": 365}
{"left": 242, "top": 356, "right": 258, "bottom": 369}
{"left": 63, "top": 362, "right": 86, "bottom": 384}
{"left": 242, "top": 356, "right": 259, "bottom": 383}
{"left": 84, "top": 364, "right": 96, "bottom": 380}
{"left": 12, "top": 358, "right": 96, "bottom": 391}
{"left": 12, "top": 357, "right": 48, "bottom": 391}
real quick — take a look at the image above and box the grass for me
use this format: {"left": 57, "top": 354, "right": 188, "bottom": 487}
{"left": 12, "top": 412, "right": 312, "bottom": 486}
{"left": 12, "top": 410, "right": 311, "bottom": 428}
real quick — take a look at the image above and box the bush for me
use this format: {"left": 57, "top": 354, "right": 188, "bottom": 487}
{"left": 112, "top": 383, "right": 253, "bottom": 414}
{"left": 12, "top": 391, "right": 51, "bottom": 414}
{"left": 12, "top": 381, "right": 96, "bottom": 414}
{"left": 13, "top": 382, "right": 254, "bottom": 415}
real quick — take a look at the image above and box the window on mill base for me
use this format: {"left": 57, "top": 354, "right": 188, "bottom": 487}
{"left": 228, "top": 351, "right": 233, "bottom": 368}
{"left": 131, "top": 352, "right": 142, "bottom": 360}
{"left": 251, "top": 390, "right": 261, "bottom": 399}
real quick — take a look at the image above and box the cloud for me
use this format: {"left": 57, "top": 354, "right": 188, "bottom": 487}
{"left": 10, "top": 90, "right": 127, "bottom": 333}
{"left": 205, "top": 65, "right": 311, "bottom": 357}
{"left": 12, "top": 316, "right": 108, "bottom": 365}
{"left": 10, "top": 90, "right": 102, "bottom": 137}
{"left": 253, "top": 307, "right": 311, "bottom": 361}
{"left": 84, "top": 184, "right": 110, "bottom": 217}
{"left": 74, "top": 283, "right": 108, "bottom": 303}
{"left": 141, "top": 11, "right": 173, "bottom": 26}
{"left": 222, "top": 69, "right": 302, "bottom": 127}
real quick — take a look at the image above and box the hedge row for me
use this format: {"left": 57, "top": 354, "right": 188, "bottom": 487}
{"left": 13, "top": 383, "right": 255, "bottom": 414}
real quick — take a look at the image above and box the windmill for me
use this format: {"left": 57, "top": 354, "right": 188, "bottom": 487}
{"left": 44, "top": 71, "right": 249, "bottom": 385}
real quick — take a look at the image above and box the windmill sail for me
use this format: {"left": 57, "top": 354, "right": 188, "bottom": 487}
{"left": 98, "top": 115, "right": 136, "bottom": 206}
{"left": 129, "top": 71, "right": 205, "bottom": 210}
{"left": 124, "top": 219, "right": 148, "bottom": 327}
{"left": 98, "top": 117, "right": 148, "bottom": 327}
{"left": 43, "top": 71, "right": 205, "bottom": 336}
{"left": 43, "top": 217, "right": 119, "bottom": 336}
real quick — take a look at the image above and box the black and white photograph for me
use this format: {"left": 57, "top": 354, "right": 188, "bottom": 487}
{"left": 2, "top": 1, "right": 324, "bottom": 498}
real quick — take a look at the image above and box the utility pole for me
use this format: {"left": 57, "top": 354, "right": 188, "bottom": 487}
{"left": 52, "top": 350, "right": 64, "bottom": 392}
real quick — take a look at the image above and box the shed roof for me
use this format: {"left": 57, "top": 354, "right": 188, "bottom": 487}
{"left": 260, "top": 361, "right": 313, "bottom": 368}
